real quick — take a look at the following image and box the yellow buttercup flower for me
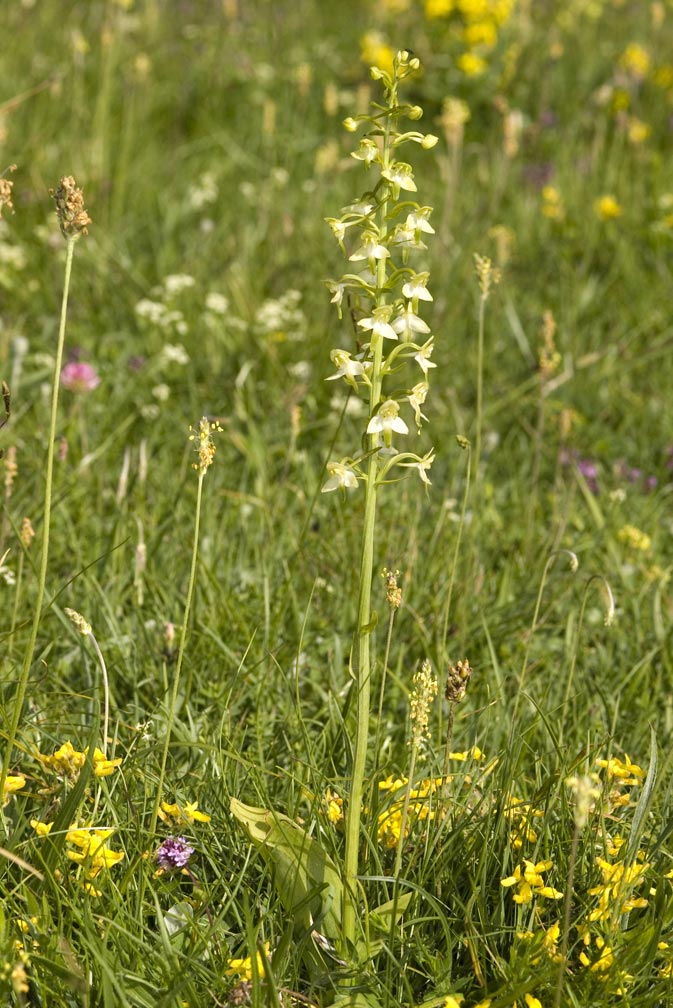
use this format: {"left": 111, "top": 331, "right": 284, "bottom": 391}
{"left": 594, "top": 194, "right": 622, "bottom": 220}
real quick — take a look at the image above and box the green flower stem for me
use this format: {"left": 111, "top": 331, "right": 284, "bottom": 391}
{"left": 441, "top": 441, "right": 471, "bottom": 659}
{"left": 149, "top": 469, "right": 205, "bottom": 840}
{"left": 393, "top": 745, "right": 418, "bottom": 880}
{"left": 342, "top": 339, "right": 382, "bottom": 951}
{"left": 342, "top": 110, "right": 392, "bottom": 952}
{"left": 0, "top": 237, "right": 75, "bottom": 824}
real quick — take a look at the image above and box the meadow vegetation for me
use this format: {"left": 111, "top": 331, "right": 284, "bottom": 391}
{"left": 1, "top": 1, "right": 673, "bottom": 1006}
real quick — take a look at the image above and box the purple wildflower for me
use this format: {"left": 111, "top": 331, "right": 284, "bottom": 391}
{"left": 576, "top": 458, "right": 599, "bottom": 494}
{"left": 156, "top": 835, "right": 194, "bottom": 871}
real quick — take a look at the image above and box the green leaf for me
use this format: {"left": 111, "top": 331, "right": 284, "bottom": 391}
{"left": 333, "top": 994, "right": 383, "bottom": 1007}
{"left": 230, "top": 798, "right": 343, "bottom": 941}
{"left": 368, "top": 892, "right": 412, "bottom": 933}
{"left": 625, "top": 726, "right": 658, "bottom": 866}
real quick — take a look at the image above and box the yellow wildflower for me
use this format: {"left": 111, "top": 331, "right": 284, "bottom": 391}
{"left": 541, "top": 185, "right": 564, "bottom": 220}
{"left": 617, "top": 524, "right": 651, "bottom": 551}
{"left": 627, "top": 117, "right": 650, "bottom": 144}
{"left": 30, "top": 819, "right": 54, "bottom": 836}
{"left": 425, "top": 0, "right": 454, "bottom": 17}
{"left": 36, "top": 741, "right": 122, "bottom": 779}
{"left": 588, "top": 851, "right": 650, "bottom": 922}
{"left": 225, "top": 942, "right": 271, "bottom": 981}
{"left": 501, "top": 859, "right": 563, "bottom": 904}
{"left": 2, "top": 773, "right": 26, "bottom": 807}
{"left": 620, "top": 42, "right": 650, "bottom": 79}
{"left": 359, "top": 31, "right": 394, "bottom": 75}
{"left": 447, "top": 746, "right": 485, "bottom": 761}
{"left": 463, "top": 19, "right": 498, "bottom": 48}
{"left": 443, "top": 995, "right": 464, "bottom": 1008}
{"left": 524, "top": 995, "right": 542, "bottom": 1008}
{"left": 159, "top": 800, "right": 211, "bottom": 825}
{"left": 597, "top": 753, "right": 645, "bottom": 785}
{"left": 65, "top": 825, "right": 124, "bottom": 893}
{"left": 457, "top": 52, "right": 487, "bottom": 76}
{"left": 91, "top": 749, "right": 123, "bottom": 776}
{"left": 594, "top": 194, "right": 622, "bottom": 220}
{"left": 323, "top": 788, "right": 344, "bottom": 825}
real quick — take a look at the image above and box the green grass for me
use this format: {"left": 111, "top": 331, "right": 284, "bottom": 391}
{"left": 1, "top": 1, "right": 673, "bottom": 1005}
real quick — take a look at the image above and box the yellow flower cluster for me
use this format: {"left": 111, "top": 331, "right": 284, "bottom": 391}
{"left": 516, "top": 920, "right": 561, "bottom": 965}
{"left": 503, "top": 796, "right": 544, "bottom": 851}
{"left": 443, "top": 988, "right": 543, "bottom": 1007}
{"left": 587, "top": 840, "right": 650, "bottom": 923}
{"left": 377, "top": 750, "right": 484, "bottom": 848}
{"left": 541, "top": 185, "right": 564, "bottom": 220}
{"left": 500, "top": 858, "right": 563, "bottom": 904}
{"left": 617, "top": 524, "right": 651, "bottom": 552}
{"left": 578, "top": 932, "right": 633, "bottom": 994}
{"left": 366, "top": 0, "right": 514, "bottom": 79}
{"left": 65, "top": 826, "right": 125, "bottom": 896}
{"left": 323, "top": 788, "right": 344, "bottom": 825}
{"left": 36, "top": 740, "right": 122, "bottom": 779}
{"left": 158, "top": 800, "right": 211, "bottom": 825}
{"left": 377, "top": 775, "right": 440, "bottom": 848}
{"left": 424, "top": 0, "right": 515, "bottom": 77}
{"left": 31, "top": 820, "right": 124, "bottom": 896}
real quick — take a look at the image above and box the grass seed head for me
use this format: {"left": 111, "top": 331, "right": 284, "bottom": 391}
{"left": 50, "top": 175, "right": 91, "bottom": 239}
{"left": 446, "top": 658, "right": 473, "bottom": 703}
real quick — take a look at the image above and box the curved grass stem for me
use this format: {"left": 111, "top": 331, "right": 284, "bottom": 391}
{"left": 0, "top": 237, "right": 75, "bottom": 828}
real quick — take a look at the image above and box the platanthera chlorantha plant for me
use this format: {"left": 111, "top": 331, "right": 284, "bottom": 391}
{"left": 231, "top": 50, "right": 437, "bottom": 1003}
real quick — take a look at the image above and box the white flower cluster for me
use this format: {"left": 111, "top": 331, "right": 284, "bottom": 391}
{"left": 322, "top": 51, "right": 438, "bottom": 494}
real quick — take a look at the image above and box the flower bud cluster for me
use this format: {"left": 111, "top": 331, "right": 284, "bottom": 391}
{"left": 322, "top": 51, "right": 438, "bottom": 495}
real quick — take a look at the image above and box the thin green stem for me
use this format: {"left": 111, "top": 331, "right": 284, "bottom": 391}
{"left": 0, "top": 237, "right": 75, "bottom": 824}
{"left": 511, "top": 548, "right": 578, "bottom": 729}
{"left": 149, "top": 470, "right": 205, "bottom": 840}
{"left": 474, "top": 294, "right": 486, "bottom": 480}
{"left": 441, "top": 443, "right": 471, "bottom": 659}
{"left": 393, "top": 746, "right": 418, "bottom": 880}
{"left": 559, "top": 574, "right": 614, "bottom": 746}
{"left": 555, "top": 824, "right": 579, "bottom": 1008}
{"left": 376, "top": 608, "right": 397, "bottom": 755}
{"left": 88, "top": 631, "right": 110, "bottom": 757}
